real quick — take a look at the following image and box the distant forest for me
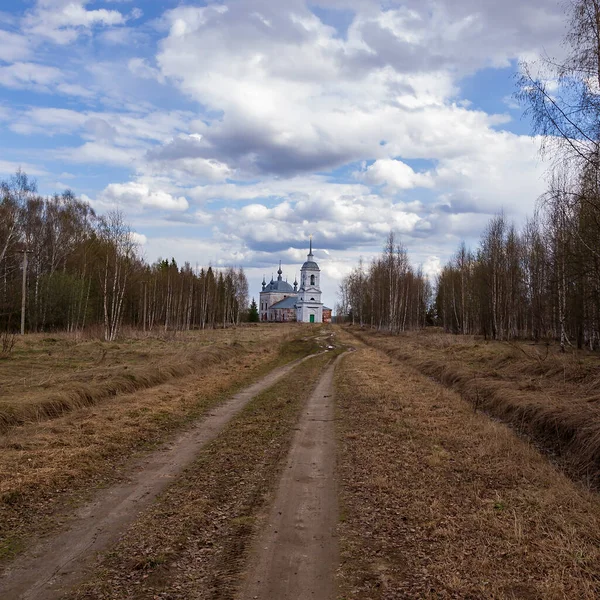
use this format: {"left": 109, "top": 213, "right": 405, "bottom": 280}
{"left": 337, "top": 232, "right": 432, "bottom": 332}
{"left": 341, "top": 0, "right": 600, "bottom": 352}
{"left": 0, "top": 170, "right": 249, "bottom": 340}
{"left": 436, "top": 199, "right": 599, "bottom": 350}
{"left": 341, "top": 173, "right": 600, "bottom": 351}
{"left": 341, "top": 194, "right": 600, "bottom": 351}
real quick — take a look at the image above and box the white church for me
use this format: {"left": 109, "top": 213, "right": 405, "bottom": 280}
{"left": 259, "top": 240, "right": 331, "bottom": 323}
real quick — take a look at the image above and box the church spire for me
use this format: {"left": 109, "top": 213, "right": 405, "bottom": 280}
{"left": 308, "top": 234, "right": 313, "bottom": 259}
{"left": 277, "top": 260, "right": 283, "bottom": 281}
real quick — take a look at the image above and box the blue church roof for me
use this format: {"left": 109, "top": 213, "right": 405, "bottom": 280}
{"left": 263, "top": 279, "right": 295, "bottom": 293}
{"left": 270, "top": 296, "right": 298, "bottom": 309}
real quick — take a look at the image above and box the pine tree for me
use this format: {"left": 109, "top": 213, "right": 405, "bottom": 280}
{"left": 248, "top": 298, "right": 259, "bottom": 322}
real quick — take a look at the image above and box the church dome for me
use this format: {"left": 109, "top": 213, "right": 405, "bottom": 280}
{"left": 301, "top": 237, "right": 319, "bottom": 271}
{"left": 264, "top": 279, "right": 295, "bottom": 293}
{"left": 262, "top": 260, "right": 295, "bottom": 293}
{"left": 301, "top": 259, "right": 320, "bottom": 270}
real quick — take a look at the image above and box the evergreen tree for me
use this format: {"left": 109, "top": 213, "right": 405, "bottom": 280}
{"left": 248, "top": 298, "right": 259, "bottom": 322}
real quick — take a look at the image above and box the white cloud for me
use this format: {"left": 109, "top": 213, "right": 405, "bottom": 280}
{"left": 422, "top": 256, "right": 442, "bottom": 280}
{"left": 211, "top": 186, "right": 429, "bottom": 253}
{"left": 433, "top": 132, "right": 546, "bottom": 217}
{"left": 0, "top": 160, "right": 48, "bottom": 177}
{"left": 150, "top": 0, "right": 560, "bottom": 181}
{"left": 55, "top": 82, "right": 94, "bottom": 97}
{"left": 503, "top": 95, "right": 520, "bottom": 110}
{"left": 131, "top": 232, "right": 147, "bottom": 245}
{"left": 99, "top": 181, "right": 189, "bottom": 211}
{"left": 10, "top": 107, "right": 87, "bottom": 135}
{"left": 0, "top": 63, "right": 95, "bottom": 98}
{"left": 57, "top": 142, "right": 142, "bottom": 165}
{"left": 0, "top": 30, "right": 31, "bottom": 62}
{"left": 146, "top": 157, "right": 233, "bottom": 181}
{"left": 361, "top": 159, "right": 434, "bottom": 191}
{"left": 128, "top": 58, "right": 164, "bottom": 83}
{"left": 0, "top": 62, "right": 63, "bottom": 90}
{"left": 23, "top": 0, "right": 128, "bottom": 45}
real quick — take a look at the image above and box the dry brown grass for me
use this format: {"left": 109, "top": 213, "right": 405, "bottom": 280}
{"left": 0, "top": 324, "right": 325, "bottom": 564}
{"left": 66, "top": 351, "right": 338, "bottom": 600}
{"left": 346, "top": 326, "right": 600, "bottom": 486}
{"left": 334, "top": 330, "right": 600, "bottom": 599}
{"left": 0, "top": 325, "right": 301, "bottom": 432}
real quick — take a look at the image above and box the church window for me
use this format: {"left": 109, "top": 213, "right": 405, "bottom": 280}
{"left": 311, "top": 297, "right": 315, "bottom": 301}
{"left": 310, "top": 274, "right": 315, "bottom": 285}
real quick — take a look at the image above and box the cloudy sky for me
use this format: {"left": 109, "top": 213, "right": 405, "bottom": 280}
{"left": 0, "top": 0, "right": 565, "bottom": 305}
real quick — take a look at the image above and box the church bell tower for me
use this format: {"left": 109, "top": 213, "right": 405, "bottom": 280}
{"left": 296, "top": 237, "right": 323, "bottom": 323}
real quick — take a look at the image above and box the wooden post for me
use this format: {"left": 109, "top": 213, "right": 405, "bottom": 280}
{"left": 19, "top": 249, "right": 28, "bottom": 335}
{"left": 142, "top": 281, "right": 147, "bottom": 333}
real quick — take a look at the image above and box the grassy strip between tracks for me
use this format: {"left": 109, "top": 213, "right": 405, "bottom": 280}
{"left": 334, "top": 335, "right": 600, "bottom": 599}
{"left": 0, "top": 327, "right": 326, "bottom": 566}
{"left": 68, "top": 348, "right": 340, "bottom": 600}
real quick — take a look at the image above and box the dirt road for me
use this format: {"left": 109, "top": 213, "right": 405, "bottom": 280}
{"left": 0, "top": 352, "right": 321, "bottom": 600}
{"left": 238, "top": 352, "right": 347, "bottom": 600}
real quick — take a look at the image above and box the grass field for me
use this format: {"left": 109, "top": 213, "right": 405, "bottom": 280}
{"left": 335, "top": 329, "right": 600, "bottom": 598}
{"left": 345, "top": 326, "right": 600, "bottom": 487}
{"left": 4, "top": 324, "right": 600, "bottom": 599}
{"left": 0, "top": 324, "right": 325, "bottom": 564}
{"left": 0, "top": 326, "right": 307, "bottom": 432}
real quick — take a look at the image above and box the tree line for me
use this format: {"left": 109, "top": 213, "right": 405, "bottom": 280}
{"left": 0, "top": 170, "right": 249, "bottom": 340}
{"left": 437, "top": 0, "right": 600, "bottom": 351}
{"left": 435, "top": 198, "right": 600, "bottom": 350}
{"left": 337, "top": 232, "right": 432, "bottom": 331}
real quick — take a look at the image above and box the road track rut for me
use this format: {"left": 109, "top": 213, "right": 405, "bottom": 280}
{"left": 0, "top": 353, "right": 320, "bottom": 600}
{"left": 239, "top": 352, "right": 347, "bottom": 600}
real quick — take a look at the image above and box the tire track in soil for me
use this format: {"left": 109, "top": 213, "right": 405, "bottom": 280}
{"left": 0, "top": 352, "right": 323, "bottom": 600}
{"left": 238, "top": 351, "right": 349, "bottom": 600}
